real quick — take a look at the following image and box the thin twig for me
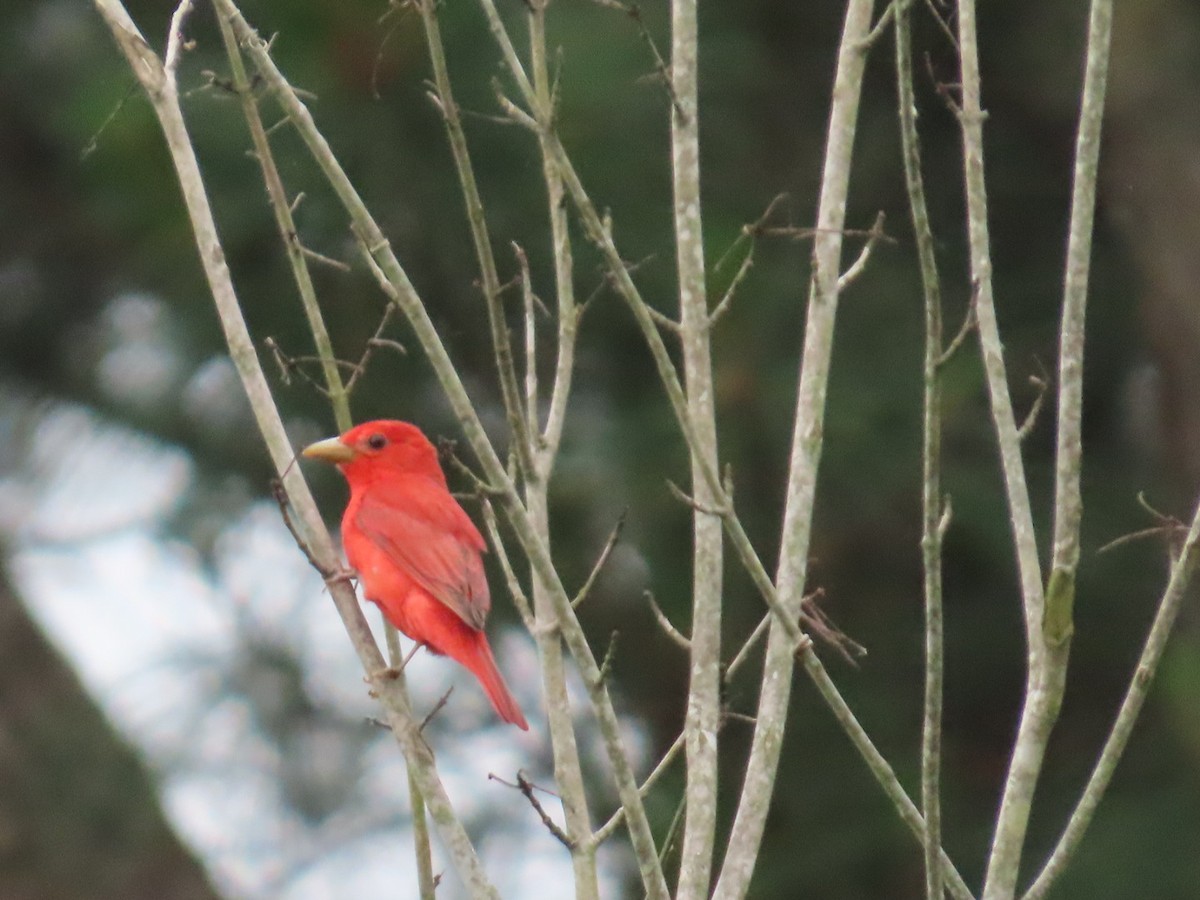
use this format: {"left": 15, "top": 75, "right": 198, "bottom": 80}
{"left": 470, "top": 5, "right": 971, "bottom": 895}
{"left": 479, "top": 499, "right": 535, "bottom": 630}
{"left": 645, "top": 590, "right": 691, "bottom": 652}
{"left": 646, "top": 304, "right": 682, "bottom": 334}
{"left": 707, "top": 245, "right": 755, "bottom": 329}
{"left": 522, "top": 3, "right": 598, "bottom": 892}
{"left": 897, "top": 4, "right": 948, "bottom": 893}
{"left": 921, "top": 0, "right": 959, "bottom": 50}
{"left": 1016, "top": 374, "right": 1050, "bottom": 441}
{"left": 665, "top": 479, "right": 730, "bottom": 517}
{"left": 1023, "top": 487, "right": 1200, "bottom": 900}
{"left": 587, "top": 0, "right": 685, "bottom": 119}
{"left": 414, "top": 0, "right": 535, "bottom": 478}
{"left": 936, "top": 304, "right": 976, "bottom": 368}
{"left": 571, "top": 513, "right": 627, "bottom": 609}
{"left": 489, "top": 771, "right": 576, "bottom": 849}
{"left": 955, "top": 0, "right": 1058, "bottom": 889}
{"left": 215, "top": 12, "right": 352, "bottom": 431}
{"left": 713, "top": 3, "right": 878, "bottom": 895}
{"left": 590, "top": 732, "right": 686, "bottom": 846}
{"left": 298, "top": 243, "right": 352, "bottom": 272}
{"left": 724, "top": 613, "right": 770, "bottom": 682}
{"left": 837, "top": 211, "right": 889, "bottom": 293}
{"left": 99, "top": 3, "right": 497, "bottom": 892}
{"left": 706, "top": 194, "right": 789, "bottom": 328}
{"left": 344, "top": 307, "right": 402, "bottom": 395}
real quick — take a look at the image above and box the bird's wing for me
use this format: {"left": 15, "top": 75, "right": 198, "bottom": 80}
{"left": 353, "top": 478, "right": 491, "bottom": 630}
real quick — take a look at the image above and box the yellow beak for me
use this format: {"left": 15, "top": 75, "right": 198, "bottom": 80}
{"left": 301, "top": 436, "right": 357, "bottom": 464}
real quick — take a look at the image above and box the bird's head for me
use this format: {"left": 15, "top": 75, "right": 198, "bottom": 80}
{"left": 302, "top": 419, "right": 444, "bottom": 486}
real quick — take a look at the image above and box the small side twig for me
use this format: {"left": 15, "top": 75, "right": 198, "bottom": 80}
{"left": 489, "top": 771, "right": 575, "bottom": 850}
{"left": 665, "top": 479, "right": 730, "bottom": 517}
{"left": 419, "top": 687, "right": 454, "bottom": 733}
{"left": 344, "top": 306, "right": 403, "bottom": 395}
{"left": 590, "top": 732, "right": 686, "bottom": 847}
{"left": 587, "top": 0, "right": 684, "bottom": 120}
{"left": 596, "top": 631, "right": 620, "bottom": 686}
{"left": 1016, "top": 372, "right": 1050, "bottom": 441}
{"left": 837, "top": 211, "right": 889, "bottom": 293}
{"left": 571, "top": 512, "right": 627, "bottom": 609}
{"left": 936, "top": 304, "right": 976, "bottom": 368}
{"left": 479, "top": 499, "right": 535, "bottom": 629}
{"left": 1097, "top": 494, "right": 1187, "bottom": 557}
{"left": 645, "top": 590, "right": 691, "bottom": 652}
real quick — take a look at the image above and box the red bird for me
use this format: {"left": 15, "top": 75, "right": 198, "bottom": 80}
{"left": 303, "top": 420, "right": 528, "bottom": 730}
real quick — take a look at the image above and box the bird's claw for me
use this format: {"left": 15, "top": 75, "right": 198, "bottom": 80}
{"left": 325, "top": 565, "right": 357, "bottom": 588}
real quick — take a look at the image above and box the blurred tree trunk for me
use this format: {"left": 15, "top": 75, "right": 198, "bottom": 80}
{"left": 0, "top": 550, "right": 222, "bottom": 900}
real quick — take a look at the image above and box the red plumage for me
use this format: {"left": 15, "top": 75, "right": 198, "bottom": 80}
{"left": 305, "top": 420, "right": 528, "bottom": 730}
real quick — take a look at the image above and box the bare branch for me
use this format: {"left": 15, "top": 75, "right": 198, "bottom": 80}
{"left": 714, "top": 3, "right": 877, "bottom": 894}
{"left": 164, "top": 0, "right": 194, "bottom": 76}
{"left": 298, "top": 242, "right": 352, "bottom": 272}
{"left": 936, "top": 304, "right": 976, "bottom": 368}
{"left": 479, "top": 499, "right": 535, "bottom": 630}
{"left": 520, "top": 5, "right": 598, "bottom": 892}
{"left": 921, "top": 0, "right": 959, "bottom": 50}
{"left": 571, "top": 513, "right": 627, "bottom": 609}
{"left": 645, "top": 590, "right": 691, "bottom": 652}
{"left": 1016, "top": 373, "right": 1050, "bottom": 442}
{"left": 590, "top": 732, "right": 686, "bottom": 846}
{"left": 897, "top": 5, "right": 948, "bottom": 891}
{"left": 666, "top": 479, "right": 730, "bottom": 517}
{"left": 724, "top": 613, "right": 770, "bottom": 682}
{"left": 646, "top": 304, "right": 682, "bottom": 334}
{"left": 837, "top": 211, "right": 889, "bottom": 293}
{"left": 413, "top": 0, "right": 535, "bottom": 478}
{"left": 707, "top": 245, "right": 755, "bottom": 330}
{"left": 97, "top": 3, "right": 497, "bottom": 890}
{"left": 489, "top": 771, "right": 576, "bottom": 850}
{"left": 1024, "top": 485, "right": 1200, "bottom": 900}
{"left": 587, "top": 0, "right": 685, "bottom": 119}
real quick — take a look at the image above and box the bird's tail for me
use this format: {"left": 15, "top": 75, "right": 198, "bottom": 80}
{"left": 464, "top": 635, "right": 529, "bottom": 730}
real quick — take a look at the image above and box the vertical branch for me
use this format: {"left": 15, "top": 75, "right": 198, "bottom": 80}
{"left": 1047, "top": 0, "right": 1114, "bottom": 647}
{"left": 415, "top": 0, "right": 535, "bottom": 476}
{"left": 214, "top": 13, "right": 351, "bottom": 433}
{"left": 955, "top": 0, "right": 1048, "bottom": 892}
{"left": 896, "top": 5, "right": 945, "bottom": 897}
{"left": 477, "top": 4, "right": 975, "bottom": 894}
{"left": 92, "top": 2, "right": 498, "bottom": 894}
{"left": 955, "top": 6, "right": 1045, "bottom": 641}
{"left": 217, "top": 24, "right": 435, "bottom": 886}
{"left": 712, "top": 1, "right": 876, "bottom": 896}
{"left": 1017, "top": 1, "right": 1115, "bottom": 895}
{"left": 517, "top": 244, "right": 539, "bottom": 440}
{"left": 219, "top": 9, "right": 668, "bottom": 895}
{"left": 669, "top": 0, "right": 724, "bottom": 897}
{"left": 531, "top": 10, "right": 578, "bottom": 462}
{"left": 475, "top": 0, "right": 807, "bottom": 654}
{"left": 522, "top": 6, "right": 600, "bottom": 898}
{"left": 391, "top": 656, "right": 437, "bottom": 900}
{"left": 1023, "top": 498, "right": 1200, "bottom": 899}
{"left": 972, "top": 1, "right": 1112, "bottom": 896}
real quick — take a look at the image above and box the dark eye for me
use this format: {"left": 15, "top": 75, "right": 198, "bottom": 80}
{"left": 366, "top": 433, "right": 388, "bottom": 451}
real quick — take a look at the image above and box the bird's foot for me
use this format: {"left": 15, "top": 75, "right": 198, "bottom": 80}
{"left": 324, "top": 565, "right": 357, "bottom": 588}
{"left": 365, "top": 666, "right": 401, "bottom": 698}
{"left": 364, "top": 644, "right": 423, "bottom": 695}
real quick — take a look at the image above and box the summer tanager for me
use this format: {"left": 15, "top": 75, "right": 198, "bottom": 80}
{"left": 303, "top": 419, "right": 529, "bottom": 730}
